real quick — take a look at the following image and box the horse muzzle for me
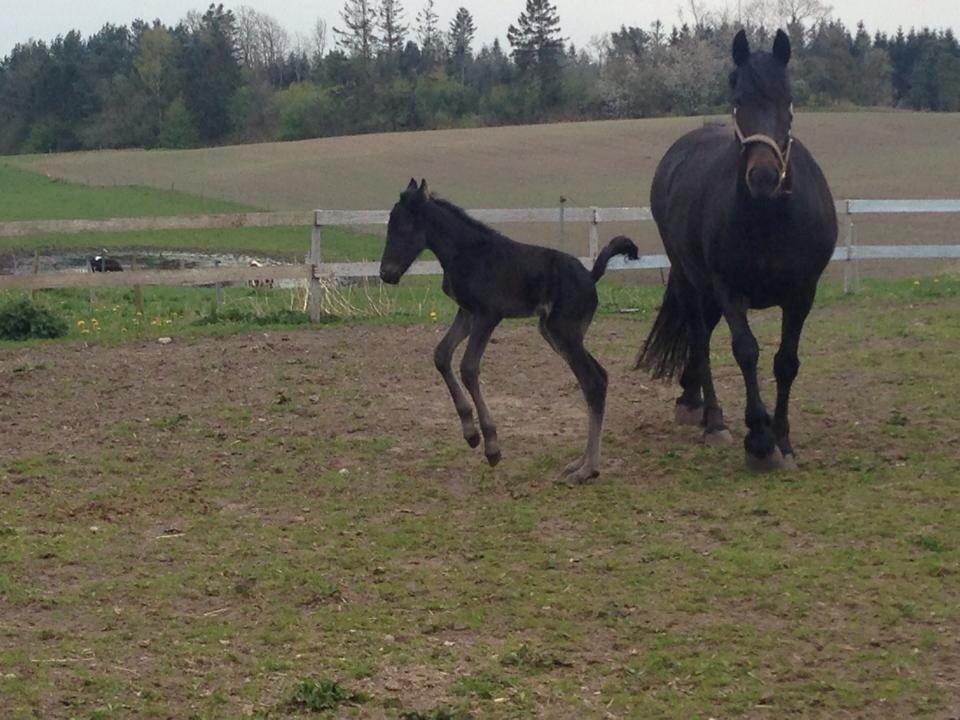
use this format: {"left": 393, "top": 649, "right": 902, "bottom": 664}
{"left": 746, "top": 164, "right": 783, "bottom": 200}
{"left": 379, "top": 265, "right": 402, "bottom": 285}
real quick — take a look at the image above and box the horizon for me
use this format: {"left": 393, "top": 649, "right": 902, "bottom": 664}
{"left": 3, "top": 0, "right": 959, "bottom": 60}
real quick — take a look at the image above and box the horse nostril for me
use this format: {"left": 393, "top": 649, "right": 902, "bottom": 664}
{"left": 748, "top": 165, "right": 779, "bottom": 194}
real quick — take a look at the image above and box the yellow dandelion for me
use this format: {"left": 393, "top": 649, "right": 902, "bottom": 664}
{"left": 428, "top": 309, "right": 438, "bottom": 322}
{"left": 76, "top": 320, "right": 86, "bottom": 328}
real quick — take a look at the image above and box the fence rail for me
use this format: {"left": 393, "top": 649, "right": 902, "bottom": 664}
{"left": 2, "top": 200, "right": 959, "bottom": 317}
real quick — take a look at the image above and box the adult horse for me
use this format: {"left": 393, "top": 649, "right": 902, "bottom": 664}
{"left": 637, "top": 29, "right": 837, "bottom": 471}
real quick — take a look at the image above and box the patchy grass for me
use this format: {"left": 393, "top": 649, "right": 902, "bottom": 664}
{"left": 0, "top": 274, "right": 957, "bottom": 718}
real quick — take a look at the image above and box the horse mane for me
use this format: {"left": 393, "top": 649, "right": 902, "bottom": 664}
{"left": 426, "top": 196, "right": 511, "bottom": 242}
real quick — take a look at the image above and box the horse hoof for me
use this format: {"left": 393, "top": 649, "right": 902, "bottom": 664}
{"left": 486, "top": 450, "right": 502, "bottom": 467}
{"left": 464, "top": 431, "right": 481, "bottom": 448}
{"left": 704, "top": 429, "right": 734, "bottom": 447}
{"left": 745, "top": 447, "right": 785, "bottom": 473}
{"left": 556, "top": 466, "right": 599, "bottom": 486}
{"left": 561, "top": 455, "right": 585, "bottom": 476}
{"left": 782, "top": 453, "right": 798, "bottom": 471}
{"left": 674, "top": 403, "right": 703, "bottom": 426}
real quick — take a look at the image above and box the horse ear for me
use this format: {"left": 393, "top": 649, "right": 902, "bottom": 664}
{"left": 406, "top": 178, "right": 418, "bottom": 191}
{"left": 417, "top": 179, "right": 430, "bottom": 200}
{"left": 772, "top": 29, "right": 791, "bottom": 65}
{"left": 732, "top": 29, "right": 750, "bottom": 67}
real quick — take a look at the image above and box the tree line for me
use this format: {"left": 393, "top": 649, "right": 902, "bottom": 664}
{"left": 1, "top": 0, "right": 958, "bottom": 155}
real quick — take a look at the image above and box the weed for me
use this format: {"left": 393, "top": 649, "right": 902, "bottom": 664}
{"left": 290, "top": 678, "right": 366, "bottom": 712}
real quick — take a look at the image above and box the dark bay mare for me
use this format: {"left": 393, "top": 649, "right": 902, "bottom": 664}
{"left": 379, "top": 179, "right": 639, "bottom": 483}
{"left": 637, "top": 29, "right": 837, "bottom": 471}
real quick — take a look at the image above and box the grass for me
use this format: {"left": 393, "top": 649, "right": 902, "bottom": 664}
{"left": 1, "top": 274, "right": 958, "bottom": 718}
{"left": 0, "top": 162, "right": 383, "bottom": 259}
{"left": 0, "top": 161, "right": 253, "bottom": 221}
{"left": 1, "top": 274, "right": 955, "bottom": 348}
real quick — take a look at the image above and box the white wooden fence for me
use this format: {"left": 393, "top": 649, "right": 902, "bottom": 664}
{"left": 1, "top": 200, "right": 959, "bottom": 322}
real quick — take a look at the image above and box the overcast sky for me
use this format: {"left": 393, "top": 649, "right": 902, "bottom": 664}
{"left": 3, "top": 1, "right": 958, "bottom": 59}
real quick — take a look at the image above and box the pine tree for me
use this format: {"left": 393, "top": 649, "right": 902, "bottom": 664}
{"left": 378, "top": 0, "right": 407, "bottom": 57}
{"left": 448, "top": 7, "right": 476, "bottom": 84}
{"left": 416, "top": 0, "right": 444, "bottom": 69}
{"left": 506, "top": 0, "right": 565, "bottom": 104}
{"left": 333, "top": 0, "right": 378, "bottom": 62}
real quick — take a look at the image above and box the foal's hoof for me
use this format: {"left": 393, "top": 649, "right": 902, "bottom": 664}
{"left": 464, "top": 431, "right": 481, "bottom": 449}
{"left": 485, "top": 450, "right": 502, "bottom": 467}
{"left": 674, "top": 403, "right": 703, "bottom": 426}
{"left": 745, "top": 447, "right": 786, "bottom": 473}
{"left": 703, "top": 428, "right": 734, "bottom": 447}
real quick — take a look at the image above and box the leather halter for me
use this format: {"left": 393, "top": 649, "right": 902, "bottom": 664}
{"left": 733, "top": 105, "right": 794, "bottom": 194}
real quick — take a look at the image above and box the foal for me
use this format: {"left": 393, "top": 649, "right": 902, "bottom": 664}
{"left": 379, "top": 179, "right": 638, "bottom": 483}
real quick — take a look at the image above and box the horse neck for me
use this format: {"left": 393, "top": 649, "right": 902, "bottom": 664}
{"left": 420, "top": 201, "right": 479, "bottom": 268}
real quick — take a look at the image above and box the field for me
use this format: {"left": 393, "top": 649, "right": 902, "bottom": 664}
{"left": 6, "top": 112, "right": 960, "bottom": 269}
{"left": 1, "top": 277, "right": 959, "bottom": 719}
{"left": 1, "top": 112, "right": 960, "bottom": 718}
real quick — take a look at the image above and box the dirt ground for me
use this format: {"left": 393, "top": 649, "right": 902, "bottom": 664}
{"left": 1, "top": 298, "right": 959, "bottom": 718}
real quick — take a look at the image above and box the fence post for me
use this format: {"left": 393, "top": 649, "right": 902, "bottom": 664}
{"left": 214, "top": 259, "right": 222, "bottom": 310}
{"left": 559, "top": 196, "right": 566, "bottom": 248}
{"left": 589, "top": 207, "right": 600, "bottom": 261}
{"left": 308, "top": 217, "right": 323, "bottom": 322}
{"left": 842, "top": 201, "right": 859, "bottom": 294}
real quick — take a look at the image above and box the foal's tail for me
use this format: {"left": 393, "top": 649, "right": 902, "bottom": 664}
{"left": 635, "top": 270, "right": 689, "bottom": 378}
{"left": 590, "top": 235, "right": 639, "bottom": 283}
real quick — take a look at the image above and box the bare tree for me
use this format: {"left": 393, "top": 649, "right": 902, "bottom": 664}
{"left": 310, "top": 18, "right": 328, "bottom": 62}
{"left": 778, "top": 0, "right": 831, "bottom": 25}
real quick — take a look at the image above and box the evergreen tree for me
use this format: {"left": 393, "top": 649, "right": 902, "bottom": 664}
{"left": 507, "top": 0, "right": 565, "bottom": 105}
{"left": 378, "top": 0, "right": 408, "bottom": 57}
{"left": 178, "top": 4, "right": 241, "bottom": 143}
{"left": 416, "top": 0, "right": 444, "bottom": 69}
{"left": 448, "top": 7, "right": 476, "bottom": 84}
{"left": 333, "top": 0, "right": 378, "bottom": 62}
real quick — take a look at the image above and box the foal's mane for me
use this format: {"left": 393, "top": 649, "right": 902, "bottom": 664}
{"left": 427, "top": 195, "right": 510, "bottom": 242}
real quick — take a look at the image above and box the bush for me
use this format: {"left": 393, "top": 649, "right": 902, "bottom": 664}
{"left": 0, "top": 297, "right": 69, "bottom": 341}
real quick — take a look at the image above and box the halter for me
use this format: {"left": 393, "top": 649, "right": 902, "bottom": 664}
{"left": 733, "top": 105, "right": 794, "bottom": 194}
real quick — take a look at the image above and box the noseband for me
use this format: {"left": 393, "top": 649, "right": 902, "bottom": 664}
{"left": 733, "top": 106, "right": 793, "bottom": 194}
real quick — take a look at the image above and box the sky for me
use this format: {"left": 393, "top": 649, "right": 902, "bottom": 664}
{"left": 2, "top": 0, "right": 959, "bottom": 59}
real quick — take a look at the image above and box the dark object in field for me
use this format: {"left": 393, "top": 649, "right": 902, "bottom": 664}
{"left": 89, "top": 255, "right": 123, "bottom": 272}
{"left": 637, "top": 29, "right": 838, "bottom": 472}
{"left": 379, "top": 179, "right": 639, "bottom": 483}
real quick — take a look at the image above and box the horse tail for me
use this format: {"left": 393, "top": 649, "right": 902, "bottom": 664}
{"left": 635, "top": 270, "right": 689, "bottom": 378}
{"left": 590, "top": 235, "right": 639, "bottom": 283}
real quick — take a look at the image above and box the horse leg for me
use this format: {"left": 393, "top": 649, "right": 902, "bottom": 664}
{"left": 542, "top": 317, "right": 607, "bottom": 484}
{"left": 678, "top": 288, "right": 731, "bottom": 445}
{"left": 699, "top": 297, "right": 731, "bottom": 444}
{"left": 460, "top": 315, "right": 502, "bottom": 466}
{"left": 675, "top": 361, "right": 704, "bottom": 425}
{"left": 772, "top": 298, "right": 813, "bottom": 470}
{"left": 719, "top": 293, "right": 782, "bottom": 471}
{"left": 434, "top": 309, "right": 478, "bottom": 447}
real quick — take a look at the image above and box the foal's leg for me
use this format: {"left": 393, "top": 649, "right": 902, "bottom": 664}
{"left": 434, "top": 309, "right": 479, "bottom": 447}
{"left": 543, "top": 318, "right": 608, "bottom": 484}
{"left": 460, "top": 315, "right": 502, "bottom": 466}
{"left": 719, "top": 292, "right": 782, "bottom": 471}
{"left": 772, "top": 297, "right": 813, "bottom": 470}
